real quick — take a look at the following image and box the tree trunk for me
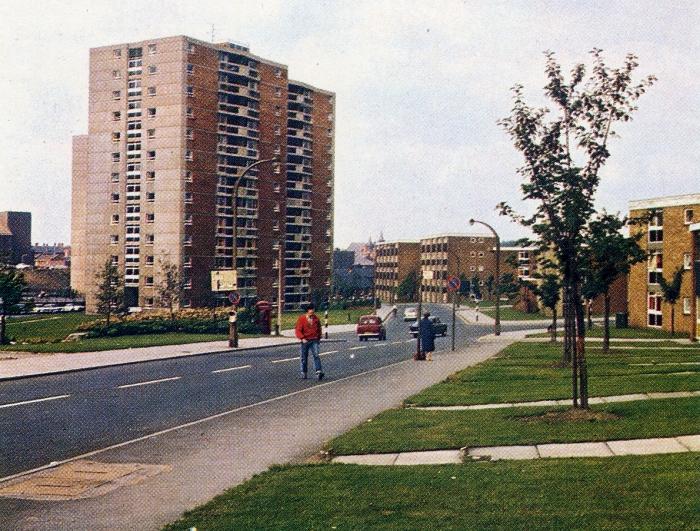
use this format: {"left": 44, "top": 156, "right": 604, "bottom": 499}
{"left": 573, "top": 281, "right": 589, "bottom": 408}
{"left": 603, "top": 291, "right": 610, "bottom": 353}
{"left": 563, "top": 283, "right": 578, "bottom": 406}
{"left": 587, "top": 299, "right": 593, "bottom": 330}
{"left": 551, "top": 307, "right": 557, "bottom": 343}
{"left": 670, "top": 305, "right": 675, "bottom": 336}
{"left": 562, "top": 287, "right": 574, "bottom": 364}
{"left": 0, "top": 311, "right": 5, "bottom": 345}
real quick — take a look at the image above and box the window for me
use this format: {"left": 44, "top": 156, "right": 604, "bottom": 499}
{"left": 684, "top": 253, "right": 692, "bottom": 270}
{"left": 184, "top": 234, "right": 192, "bottom": 245}
{"left": 648, "top": 252, "right": 663, "bottom": 284}
{"left": 146, "top": 171, "right": 155, "bottom": 180}
{"left": 148, "top": 43, "right": 157, "bottom": 55}
{"left": 469, "top": 265, "right": 476, "bottom": 272}
{"left": 111, "top": 214, "right": 119, "bottom": 224}
{"left": 186, "top": 64, "right": 194, "bottom": 75}
{"left": 145, "top": 255, "right": 154, "bottom": 266}
{"left": 185, "top": 170, "right": 193, "bottom": 182}
{"left": 148, "top": 65, "right": 157, "bottom": 74}
{"left": 273, "top": 164, "right": 280, "bottom": 174}
{"left": 112, "top": 132, "right": 121, "bottom": 143}
{"left": 111, "top": 255, "right": 119, "bottom": 265}
{"left": 147, "top": 108, "right": 156, "bottom": 118}
{"left": 274, "top": 105, "right": 281, "bottom": 117}
{"left": 649, "top": 228, "right": 663, "bottom": 243}
{"left": 274, "top": 87, "right": 281, "bottom": 98}
{"left": 145, "top": 276, "right": 154, "bottom": 287}
{"left": 684, "top": 209, "right": 694, "bottom": 224}
{"left": 187, "top": 43, "right": 196, "bottom": 54}
{"left": 146, "top": 213, "right": 155, "bottom": 223}
{"left": 478, "top": 265, "right": 484, "bottom": 272}
{"left": 185, "top": 213, "right": 193, "bottom": 225}
{"left": 145, "top": 234, "right": 154, "bottom": 244}
{"left": 273, "top": 221, "right": 280, "bottom": 231}
{"left": 478, "top": 251, "right": 485, "bottom": 258}
{"left": 470, "top": 251, "right": 476, "bottom": 257}
{"left": 147, "top": 128, "right": 155, "bottom": 139}
{"left": 273, "top": 183, "right": 281, "bottom": 193}
{"left": 185, "top": 150, "right": 193, "bottom": 161}
{"left": 146, "top": 192, "right": 155, "bottom": 202}
{"left": 110, "top": 235, "right": 119, "bottom": 244}
{"left": 112, "top": 70, "right": 121, "bottom": 79}
{"left": 186, "top": 128, "right": 193, "bottom": 139}
{"left": 113, "top": 49, "right": 122, "bottom": 58}
{"left": 111, "top": 152, "right": 120, "bottom": 162}
{"left": 112, "top": 111, "right": 121, "bottom": 121}
{"left": 184, "top": 192, "right": 193, "bottom": 203}
{"left": 111, "top": 172, "right": 120, "bottom": 182}
{"left": 647, "top": 293, "right": 662, "bottom": 326}
{"left": 186, "top": 85, "right": 194, "bottom": 97}
{"left": 274, "top": 68, "right": 282, "bottom": 78}
{"left": 112, "top": 90, "right": 121, "bottom": 100}
{"left": 147, "top": 86, "right": 156, "bottom": 96}
{"left": 145, "top": 297, "right": 154, "bottom": 308}
{"left": 147, "top": 150, "right": 155, "bottom": 160}
{"left": 274, "top": 126, "right": 281, "bottom": 136}
{"left": 683, "top": 297, "right": 691, "bottom": 315}
{"left": 186, "top": 106, "right": 194, "bottom": 118}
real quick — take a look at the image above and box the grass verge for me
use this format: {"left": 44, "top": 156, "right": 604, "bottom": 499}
{"left": 279, "top": 306, "right": 373, "bottom": 330}
{"left": 527, "top": 326, "right": 687, "bottom": 339}
{"left": 3, "top": 313, "right": 98, "bottom": 343}
{"left": 164, "top": 454, "right": 699, "bottom": 531}
{"left": 481, "top": 306, "right": 544, "bottom": 321}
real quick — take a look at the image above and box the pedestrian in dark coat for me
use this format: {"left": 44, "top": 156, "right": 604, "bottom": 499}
{"left": 419, "top": 312, "right": 436, "bottom": 356}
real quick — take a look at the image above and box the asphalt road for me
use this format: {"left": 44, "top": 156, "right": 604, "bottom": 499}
{"left": 0, "top": 304, "right": 540, "bottom": 479}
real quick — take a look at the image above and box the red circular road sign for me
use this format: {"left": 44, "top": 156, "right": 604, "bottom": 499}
{"left": 446, "top": 275, "right": 461, "bottom": 292}
{"left": 228, "top": 292, "right": 241, "bottom": 305}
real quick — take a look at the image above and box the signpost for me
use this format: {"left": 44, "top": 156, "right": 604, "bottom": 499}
{"left": 447, "top": 275, "right": 461, "bottom": 352}
{"left": 228, "top": 291, "right": 241, "bottom": 348}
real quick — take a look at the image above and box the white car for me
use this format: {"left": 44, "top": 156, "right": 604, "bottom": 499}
{"left": 403, "top": 307, "right": 418, "bottom": 321}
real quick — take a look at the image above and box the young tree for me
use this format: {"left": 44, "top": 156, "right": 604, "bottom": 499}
{"left": 498, "top": 272, "right": 520, "bottom": 300}
{"left": 397, "top": 270, "right": 419, "bottom": 302}
{"left": 157, "top": 258, "right": 185, "bottom": 319}
{"left": 499, "top": 50, "right": 655, "bottom": 408}
{"left": 0, "top": 263, "right": 26, "bottom": 344}
{"left": 537, "top": 273, "right": 561, "bottom": 343}
{"left": 485, "top": 274, "right": 495, "bottom": 300}
{"left": 95, "top": 260, "right": 124, "bottom": 326}
{"left": 658, "top": 267, "right": 684, "bottom": 337}
{"left": 582, "top": 213, "right": 646, "bottom": 351}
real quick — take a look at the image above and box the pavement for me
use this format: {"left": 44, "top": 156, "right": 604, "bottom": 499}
{"left": 413, "top": 390, "right": 700, "bottom": 410}
{"left": 0, "top": 304, "right": 517, "bottom": 530}
{"left": 0, "top": 305, "right": 395, "bottom": 381}
{"left": 332, "top": 435, "right": 700, "bottom": 465}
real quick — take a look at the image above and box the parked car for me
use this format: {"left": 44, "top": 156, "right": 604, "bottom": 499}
{"left": 33, "top": 305, "right": 61, "bottom": 314}
{"left": 61, "top": 304, "right": 85, "bottom": 312}
{"left": 356, "top": 315, "right": 386, "bottom": 341}
{"left": 410, "top": 316, "right": 448, "bottom": 338}
{"left": 403, "top": 307, "right": 418, "bottom": 321}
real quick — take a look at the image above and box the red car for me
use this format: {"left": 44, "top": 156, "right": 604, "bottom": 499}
{"left": 356, "top": 315, "right": 386, "bottom": 341}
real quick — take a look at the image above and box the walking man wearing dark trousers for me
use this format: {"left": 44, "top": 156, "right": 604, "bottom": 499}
{"left": 295, "top": 303, "right": 324, "bottom": 380}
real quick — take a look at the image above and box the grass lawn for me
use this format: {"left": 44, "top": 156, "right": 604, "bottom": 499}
{"left": 0, "top": 332, "right": 240, "bottom": 353}
{"left": 481, "top": 306, "right": 544, "bottom": 321}
{"left": 280, "top": 306, "right": 373, "bottom": 330}
{"left": 328, "top": 397, "right": 699, "bottom": 455}
{"left": 164, "top": 454, "right": 699, "bottom": 531}
{"left": 3, "top": 313, "right": 98, "bottom": 343}
{"left": 408, "top": 342, "right": 699, "bottom": 407}
{"left": 527, "top": 325, "right": 688, "bottom": 339}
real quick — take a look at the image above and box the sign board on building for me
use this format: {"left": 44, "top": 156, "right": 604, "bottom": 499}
{"left": 211, "top": 270, "right": 237, "bottom": 292}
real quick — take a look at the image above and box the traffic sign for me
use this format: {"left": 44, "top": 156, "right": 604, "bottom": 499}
{"left": 446, "top": 275, "right": 461, "bottom": 292}
{"left": 228, "top": 291, "right": 241, "bottom": 305}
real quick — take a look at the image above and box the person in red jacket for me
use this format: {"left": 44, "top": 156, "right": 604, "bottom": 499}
{"left": 295, "top": 303, "right": 324, "bottom": 380}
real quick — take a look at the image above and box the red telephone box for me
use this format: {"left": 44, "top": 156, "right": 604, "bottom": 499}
{"left": 255, "top": 300, "right": 272, "bottom": 335}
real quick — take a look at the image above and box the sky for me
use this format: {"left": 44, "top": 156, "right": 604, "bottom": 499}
{"left": 0, "top": 0, "right": 698, "bottom": 247}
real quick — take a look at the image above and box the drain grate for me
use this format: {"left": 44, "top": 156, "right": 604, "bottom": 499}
{"left": 0, "top": 460, "right": 170, "bottom": 501}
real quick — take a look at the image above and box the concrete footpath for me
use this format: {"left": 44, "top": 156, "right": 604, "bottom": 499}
{"left": 0, "top": 332, "right": 514, "bottom": 530}
{"left": 333, "top": 434, "right": 700, "bottom": 465}
{"left": 0, "top": 306, "right": 394, "bottom": 381}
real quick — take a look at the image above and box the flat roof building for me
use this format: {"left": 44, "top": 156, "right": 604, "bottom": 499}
{"left": 0, "top": 212, "right": 33, "bottom": 265}
{"left": 375, "top": 240, "right": 420, "bottom": 303}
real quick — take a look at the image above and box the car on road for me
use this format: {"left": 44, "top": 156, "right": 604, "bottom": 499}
{"left": 61, "top": 304, "right": 85, "bottom": 312}
{"left": 403, "top": 307, "right": 418, "bottom": 321}
{"left": 356, "top": 315, "right": 386, "bottom": 341}
{"left": 410, "top": 316, "right": 448, "bottom": 338}
{"left": 33, "top": 305, "right": 61, "bottom": 314}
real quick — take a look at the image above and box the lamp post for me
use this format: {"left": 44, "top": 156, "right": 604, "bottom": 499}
{"left": 415, "top": 251, "right": 424, "bottom": 360}
{"left": 469, "top": 219, "right": 501, "bottom": 336}
{"left": 274, "top": 241, "right": 283, "bottom": 336}
{"left": 229, "top": 157, "right": 277, "bottom": 348}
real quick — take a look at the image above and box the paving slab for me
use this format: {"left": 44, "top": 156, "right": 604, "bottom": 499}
{"left": 468, "top": 445, "right": 539, "bottom": 461}
{"left": 393, "top": 450, "right": 462, "bottom": 465}
{"left": 537, "top": 441, "right": 613, "bottom": 458}
{"left": 515, "top": 400, "right": 561, "bottom": 407}
{"left": 676, "top": 435, "right": 700, "bottom": 451}
{"left": 647, "top": 391, "right": 698, "bottom": 399}
{"left": 607, "top": 437, "right": 689, "bottom": 456}
{"left": 333, "top": 453, "right": 399, "bottom": 466}
{"left": 598, "top": 393, "right": 649, "bottom": 403}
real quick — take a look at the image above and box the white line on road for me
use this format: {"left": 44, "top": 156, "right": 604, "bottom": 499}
{"left": 0, "top": 394, "right": 71, "bottom": 409}
{"left": 0, "top": 357, "right": 414, "bottom": 486}
{"left": 349, "top": 346, "right": 367, "bottom": 351}
{"left": 271, "top": 356, "right": 297, "bottom": 364}
{"left": 117, "top": 376, "right": 181, "bottom": 389}
{"left": 320, "top": 350, "right": 338, "bottom": 357}
{"left": 211, "top": 365, "right": 252, "bottom": 374}
{"left": 391, "top": 341, "right": 403, "bottom": 345}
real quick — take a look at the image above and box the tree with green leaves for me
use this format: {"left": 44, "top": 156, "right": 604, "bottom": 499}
{"left": 0, "top": 263, "right": 26, "bottom": 344}
{"left": 498, "top": 272, "right": 520, "bottom": 301}
{"left": 157, "top": 258, "right": 185, "bottom": 319}
{"left": 470, "top": 275, "right": 482, "bottom": 300}
{"left": 485, "top": 274, "right": 495, "bottom": 300}
{"left": 397, "top": 270, "right": 419, "bottom": 302}
{"left": 94, "top": 260, "right": 124, "bottom": 326}
{"left": 658, "top": 267, "right": 684, "bottom": 337}
{"left": 582, "top": 213, "right": 646, "bottom": 351}
{"left": 537, "top": 273, "right": 562, "bottom": 343}
{"left": 499, "top": 49, "right": 655, "bottom": 408}
{"left": 459, "top": 273, "right": 470, "bottom": 296}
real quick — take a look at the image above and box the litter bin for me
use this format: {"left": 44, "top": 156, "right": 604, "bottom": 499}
{"left": 615, "top": 312, "right": 628, "bottom": 329}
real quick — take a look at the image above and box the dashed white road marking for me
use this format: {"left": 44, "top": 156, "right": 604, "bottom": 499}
{"left": 349, "top": 346, "right": 367, "bottom": 351}
{"left": 0, "top": 394, "right": 71, "bottom": 409}
{"left": 391, "top": 341, "right": 403, "bottom": 345}
{"left": 320, "top": 350, "right": 338, "bottom": 357}
{"left": 211, "top": 364, "right": 252, "bottom": 374}
{"left": 271, "top": 356, "right": 297, "bottom": 364}
{"left": 117, "top": 376, "right": 181, "bottom": 389}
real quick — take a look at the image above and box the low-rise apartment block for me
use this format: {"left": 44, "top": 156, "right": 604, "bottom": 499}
{"left": 628, "top": 193, "right": 699, "bottom": 339}
{"left": 375, "top": 240, "right": 420, "bottom": 302}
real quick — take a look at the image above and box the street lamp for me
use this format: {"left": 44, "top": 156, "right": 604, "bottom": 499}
{"left": 229, "top": 157, "right": 277, "bottom": 348}
{"left": 469, "top": 218, "right": 501, "bottom": 336}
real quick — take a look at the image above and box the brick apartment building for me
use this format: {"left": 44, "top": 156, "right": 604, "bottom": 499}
{"left": 628, "top": 193, "right": 699, "bottom": 339}
{"left": 374, "top": 240, "right": 420, "bottom": 302}
{"left": 71, "top": 36, "right": 334, "bottom": 312}
{"left": 0, "top": 212, "right": 33, "bottom": 265}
